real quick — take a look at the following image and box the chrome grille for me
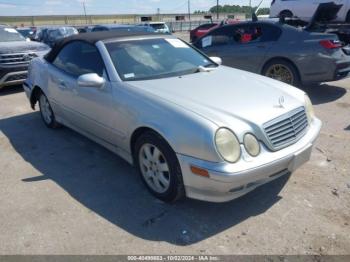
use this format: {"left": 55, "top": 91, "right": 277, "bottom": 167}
{"left": 5, "top": 73, "right": 27, "bottom": 82}
{"left": 263, "top": 107, "right": 309, "bottom": 150}
{"left": 0, "top": 53, "right": 37, "bottom": 65}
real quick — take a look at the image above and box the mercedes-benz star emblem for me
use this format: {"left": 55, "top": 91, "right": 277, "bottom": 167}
{"left": 275, "top": 96, "right": 285, "bottom": 108}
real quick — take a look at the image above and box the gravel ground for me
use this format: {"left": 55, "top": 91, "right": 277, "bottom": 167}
{"left": 0, "top": 37, "right": 349, "bottom": 254}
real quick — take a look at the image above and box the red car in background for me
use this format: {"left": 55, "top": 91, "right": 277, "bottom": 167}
{"left": 190, "top": 23, "right": 218, "bottom": 42}
{"left": 190, "top": 19, "right": 241, "bottom": 42}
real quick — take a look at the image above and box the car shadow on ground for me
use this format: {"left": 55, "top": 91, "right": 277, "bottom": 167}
{"left": 301, "top": 82, "right": 347, "bottom": 105}
{"left": 0, "top": 85, "right": 24, "bottom": 96}
{"left": 0, "top": 112, "right": 291, "bottom": 246}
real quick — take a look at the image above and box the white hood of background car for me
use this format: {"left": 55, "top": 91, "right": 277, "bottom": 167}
{"left": 130, "top": 66, "right": 305, "bottom": 127}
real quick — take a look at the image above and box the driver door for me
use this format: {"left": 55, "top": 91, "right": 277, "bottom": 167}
{"left": 48, "top": 41, "right": 119, "bottom": 145}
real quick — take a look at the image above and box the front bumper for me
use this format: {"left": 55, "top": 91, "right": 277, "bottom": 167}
{"left": 0, "top": 70, "right": 28, "bottom": 88}
{"left": 0, "top": 63, "right": 29, "bottom": 89}
{"left": 300, "top": 50, "right": 350, "bottom": 83}
{"left": 333, "top": 61, "right": 350, "bottom": 81}
{"left": 178, "top": 118, "right": 322, "bottom": 203}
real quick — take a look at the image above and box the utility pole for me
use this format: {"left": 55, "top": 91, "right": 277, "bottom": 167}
{"left": 82, "top": 0, "right": 88, "bottom": 25}
{"left": 188, "top": 0, "right": 191, "bottom": 30}
{"left": 216, "top": 0, "right": 219, "bottom": 20}
{"left": 157, "top": 8, "right": 160, "bottom": 21}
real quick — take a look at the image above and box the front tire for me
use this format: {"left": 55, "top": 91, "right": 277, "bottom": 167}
{"left": 262, "top": 59, "right": 301, "bottom": 87}
{"left": 134, "top": 131, "right": 185, "bottom": 202}
{"left": 38, "top": 92, "right": 60, "bottom": 129}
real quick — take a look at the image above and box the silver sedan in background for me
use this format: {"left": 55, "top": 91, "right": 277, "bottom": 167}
{"left": 24, "top": 31, "right": 321, "bottom": 203}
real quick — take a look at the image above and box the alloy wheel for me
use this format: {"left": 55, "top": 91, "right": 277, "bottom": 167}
{"left": 39, "top": 94, "right": 53, "bottom": 125}
{"left": 266, "top": 64, "right": 294, "bottom": 85}
{"left": 138, "top": 143, "right": 171, "bottom": 194}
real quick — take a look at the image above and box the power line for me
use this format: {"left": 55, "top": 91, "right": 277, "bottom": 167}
{"left": 82, "top": 0, "right": 88, "bottom": 24}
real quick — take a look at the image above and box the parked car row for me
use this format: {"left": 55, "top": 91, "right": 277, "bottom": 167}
{"left": 1, "top": 22, "right": 172, "bottom": 89}
{"left": 22, "top": 30, "right": 322, "bottom": 203}
{"left": 91, "top": 24, "right": 155, "bottom": 33}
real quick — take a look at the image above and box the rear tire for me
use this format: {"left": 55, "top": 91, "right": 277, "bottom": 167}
{"left": 279, "top": 10, "right": 293, "bottom": 19}
{"left": 38, "top": 92, "right": 60, "bottom": 129}
{"left": 134, "top": 131, "right": 185, "bottom": 203}
{"left": 262, "top": 59, "right": 301, "bottom": 87}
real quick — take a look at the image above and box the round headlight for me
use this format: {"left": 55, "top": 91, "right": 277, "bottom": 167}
{"left": 304, "top": 94, "right": 315, "bottom": 122}
{"left": 215, "top": 128, "right": 241, "bottom": 163}
{"left": 244, "top": 133, "right": 260, "bottom": 157}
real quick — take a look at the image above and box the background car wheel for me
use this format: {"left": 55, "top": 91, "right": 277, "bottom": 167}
{"left": 279, "top": 10, "right": 293, "bottom": 19}
{"left": 262, "top": 59, "right": 301, "bottom": 87}
{"left": 134, "top": 131, "right": 185, "bottom": 202}
{"left": 38, "top": 92, "right": 60, "bottom": 129}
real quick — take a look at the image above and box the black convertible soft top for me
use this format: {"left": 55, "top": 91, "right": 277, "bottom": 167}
{"left": 45, "top": 30, "right": 158, "bottom": 62}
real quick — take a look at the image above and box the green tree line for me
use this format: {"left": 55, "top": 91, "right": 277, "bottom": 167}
{"left": 194, "top": 5, "right": 270, "bottom": 17}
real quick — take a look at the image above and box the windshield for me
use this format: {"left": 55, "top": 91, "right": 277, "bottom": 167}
{"left": 0, "top": 27, "right": 25, "bottom": 42}
{"left": 17, "top": 29, "right": 34, "bottom": 38}
{"left": 150, "top": 24, "right": 166, "bottom": 30}
{"left": 106, "top": 38, "right": 216, "bottom": 81}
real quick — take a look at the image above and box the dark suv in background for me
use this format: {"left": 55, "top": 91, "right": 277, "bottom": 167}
{"left": 0, "top": 25, "right": 50, "bottom": 89}
{"left": 33, "top": 26, "right": 78, "bottom": 47}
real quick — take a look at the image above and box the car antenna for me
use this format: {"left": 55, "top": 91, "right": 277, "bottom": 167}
{"left": 252, "top": 13, "right": 258, "bottom": 22}
{"left": 252, "top": 0, "right": 265, "bottom": 22}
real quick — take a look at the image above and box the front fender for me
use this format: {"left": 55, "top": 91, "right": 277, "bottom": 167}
{"left": 117, "top": 84, "right": 222, "bottom": 163}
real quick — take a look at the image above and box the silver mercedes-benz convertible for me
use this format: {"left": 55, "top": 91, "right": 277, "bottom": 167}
{"left": 23, "top": 31, "right": 321, "bottom": 203}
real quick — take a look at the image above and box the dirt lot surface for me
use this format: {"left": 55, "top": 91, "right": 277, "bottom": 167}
{"left": 0, "top": 35, "right": 349, "bottom": 255}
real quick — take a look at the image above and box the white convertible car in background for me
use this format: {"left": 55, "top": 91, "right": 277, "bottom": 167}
{"left": 23, "top": 31, "right": 321, "bottom": 203}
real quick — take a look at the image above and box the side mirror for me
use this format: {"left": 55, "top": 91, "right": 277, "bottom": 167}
{"left": 210, "top": 57, "right": 222, "bottom": 66}
{"left": 77, "top": 73, "right": 105, "bottom": 88}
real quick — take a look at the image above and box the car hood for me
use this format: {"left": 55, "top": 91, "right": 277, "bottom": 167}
{"left": 0, "top": 41, "right": 49, "bottom": 54}
{"left": 129, "top": 66, "right": 305, "bottom": 127}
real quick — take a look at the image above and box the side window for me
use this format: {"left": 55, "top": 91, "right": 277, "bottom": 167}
{"left": 228, "top": 24, "right": 281, "bottom": 45}
{"left": 232, "top": 25, "right": 263, "bottom": 44}
{"left": 52, "top": 41, "right": 105, "bottom": 77}
{"left": 260, "top": 24, "right": 282, "bottom": 42}
{"left": 200, "top": 26, "right": 234, "bottom": 48}
{"left": 198, "top": 23, "right": 216, "bottom": 30}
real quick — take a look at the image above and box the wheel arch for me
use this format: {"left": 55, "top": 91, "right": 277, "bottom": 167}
{"left": 130, "top": 126, "right": 175, "bottom": 161}
{"left": 30, "top": 85, "right": 44, "bottom": 110}
{"left": 261, "top": 56, "right": 301, "bottom": 82}
{"left": 346, "top": 10, "right": 350, "bottom": 22}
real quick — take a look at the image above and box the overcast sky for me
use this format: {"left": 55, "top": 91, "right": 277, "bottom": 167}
{"left": 0, "top": 0, "right": 269, "bottom": 16}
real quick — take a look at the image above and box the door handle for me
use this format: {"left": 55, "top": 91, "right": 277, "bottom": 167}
{"left": 257, "top": 45, "right": 266, "bottom": 49}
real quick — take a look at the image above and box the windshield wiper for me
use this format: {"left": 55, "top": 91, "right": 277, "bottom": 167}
{"left": 193, "top": 65, "right": 218, "bottom": 73}
{"left": 204, "top": 63, "right": 218, "bottom": 68}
